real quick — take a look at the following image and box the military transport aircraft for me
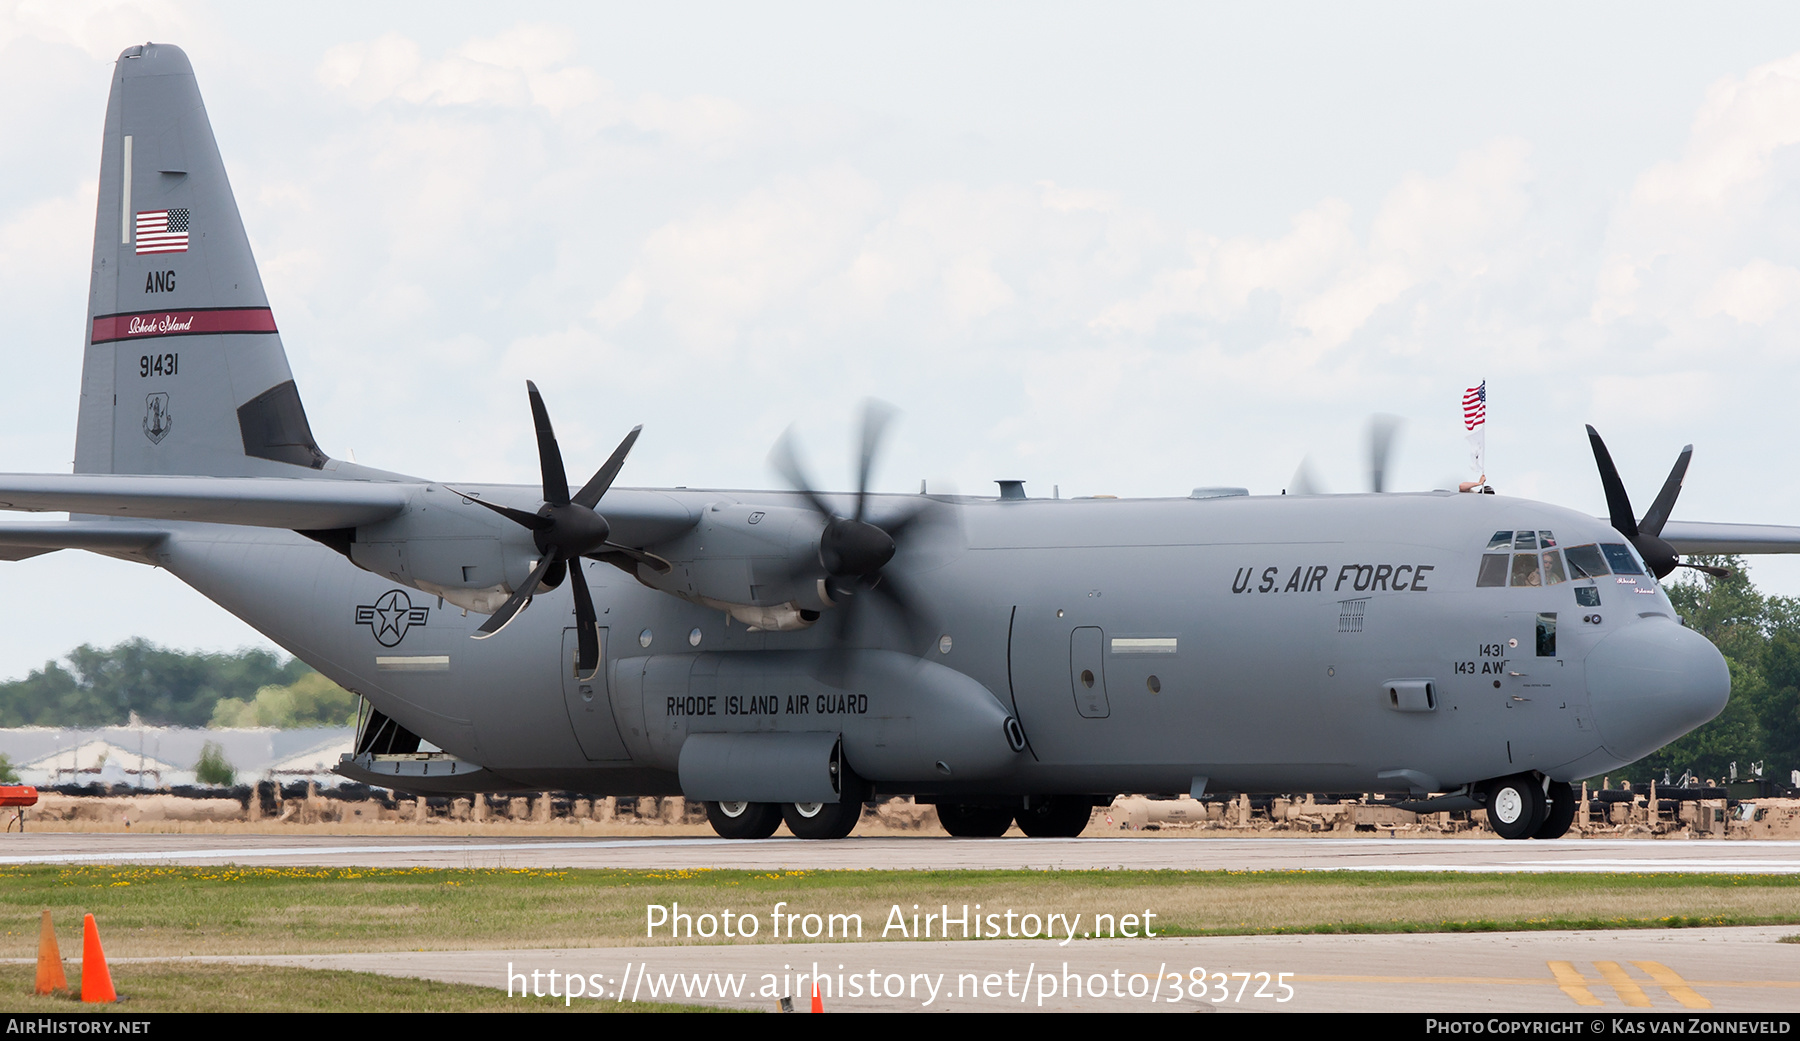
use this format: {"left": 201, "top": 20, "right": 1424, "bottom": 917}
{"left": 2, "top": 43, "right": 1797, "bottom": 842}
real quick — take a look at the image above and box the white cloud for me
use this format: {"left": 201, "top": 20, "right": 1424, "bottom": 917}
{"left": 1697, "top": 259, "right": 1800, "bottom": 325}
{"left": 1595, "top": 52, "right": 1800, "bottom": 325}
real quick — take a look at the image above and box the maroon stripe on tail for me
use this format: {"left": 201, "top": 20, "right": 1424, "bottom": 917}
{"left": 91, "top": 307, "right": 277, "bottom": 344}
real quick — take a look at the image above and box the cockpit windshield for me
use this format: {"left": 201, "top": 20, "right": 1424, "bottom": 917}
{"left": 1600, "top": 543, "right": 1645, "bottom": 576}
{"left": 1563, "top": 544, "right": 1608, "bottom": 579}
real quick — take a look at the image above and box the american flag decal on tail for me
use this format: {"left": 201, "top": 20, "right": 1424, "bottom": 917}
{"left": 134, "top": 209, "right": 189, "bottom": 254}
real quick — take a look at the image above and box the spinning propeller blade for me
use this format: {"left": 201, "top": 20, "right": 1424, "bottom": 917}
{"left": 772, "top": 401, "right": 942, "bottom": 662}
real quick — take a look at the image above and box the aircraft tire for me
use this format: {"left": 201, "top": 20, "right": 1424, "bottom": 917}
{"left": 1014, "top": 796, "right": 1093, "bottom": 838}
{"left": 782, "top": 799, "right": 863, "bottom": 840}
{"left": 705, "top": 800, "right": 782, "bottom": 840}
{"left": 935, "top": 803, "right": 1014, "bottom": 837}
{"left": 1531, "top": 780, "right": 1576, "bottom": 840}
{"left": 1483, "top": 774, "right": 1547, "bottom": 840}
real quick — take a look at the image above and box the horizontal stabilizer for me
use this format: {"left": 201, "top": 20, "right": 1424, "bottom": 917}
{"left": 1659, "top": 520, "right": 1800, "bottom": 555}
{"left": 0, "top": 474, "right": 413, "bottom": 529}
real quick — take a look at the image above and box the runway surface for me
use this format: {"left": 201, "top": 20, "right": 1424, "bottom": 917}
{"left": 186, "top": 927, "right": 1800, "bottom": 1012}
{"left": 3, "top": 833, "right": 1799, "bottom": 872}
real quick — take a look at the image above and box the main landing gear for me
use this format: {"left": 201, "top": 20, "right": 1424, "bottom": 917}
{"left": 1481, "top": 773, "right": 1574, "bottom": 840}
{"left": 706, "top": 773, "right": 872, "bottom": 840}
{"left": 703, "top": 801, "right": 782, "bottom": 840}
{"left": 934, "top": 796, "right": 1096, "bottom": 838}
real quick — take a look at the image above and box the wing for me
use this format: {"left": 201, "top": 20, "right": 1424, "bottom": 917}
{"left": 0, "top": 474, "right": 414, "bottom": 529}
{"left": 1658, "top": 520, "right": 1800, "bottom": 555}
{"left": 0, "top": 520, "right": 169, "bottom": 561}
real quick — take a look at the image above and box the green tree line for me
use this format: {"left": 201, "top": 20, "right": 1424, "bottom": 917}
{"left": 0, "top": 638, "right": 354, "bottom": 729}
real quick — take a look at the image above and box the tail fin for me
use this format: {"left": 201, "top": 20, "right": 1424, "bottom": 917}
{"left": 74, "top": 43, "right": 327, "bottom": 477}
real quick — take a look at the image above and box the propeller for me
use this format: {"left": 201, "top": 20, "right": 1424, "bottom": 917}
{"left": 1585, "top": 425, "right": 1730, "bottom": 581}
{"left": 1368, "top": 413, "right": 1401, "bottom": 493}
{"left": 1289, "top": 414, "right": 1404, "bottom": 494}
{"left": 458, "top": 381, "right": 658, "bottom": 677}
{"left": 771, "top": 401, "right": 939, "bottom": 661}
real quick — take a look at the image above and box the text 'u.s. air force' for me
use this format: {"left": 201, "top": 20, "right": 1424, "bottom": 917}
{"left": 1231, "top": 563, "right": 1434, "bottom": 595}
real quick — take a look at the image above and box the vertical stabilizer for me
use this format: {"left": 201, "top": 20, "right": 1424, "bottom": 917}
{"left": 75, "top": 43, "right": 327, "bottom": 477}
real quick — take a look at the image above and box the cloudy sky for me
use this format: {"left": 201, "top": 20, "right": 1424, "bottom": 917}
{"left": 4, "top": 2, "right": 1800, "bottom": 679}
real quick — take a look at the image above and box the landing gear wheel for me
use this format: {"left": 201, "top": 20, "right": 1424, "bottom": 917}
{"left": 782, "top": 799, "right": 864, "bottom": 840}
{"left": 705, "top": 800, "right": 781, "bottom": 840}
{"left": 1532, "top": 780, "right": 1576, "bottom": 840}
{"left": 935, "top": 803, "right": 1013, "bottom": 837}
{"left": 1483, "top": 774, "right": 1547, "bottom": 840}
{"left": 1014, "top": 796, "right": 1093, "bottom": 838}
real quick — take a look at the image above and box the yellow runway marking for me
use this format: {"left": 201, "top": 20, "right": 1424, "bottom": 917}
{"left": 1297, "top": 964, "right": 1765, "bottom": 1007}
{"left": 1594, "top": 961, "right": 1652, "bottom": 1007}
{"left": 1548, "top": 961, "right": 1603, "bottom": 1006}
{"left": 1632, "top": 961, "right": 1712, "bottom": 1010}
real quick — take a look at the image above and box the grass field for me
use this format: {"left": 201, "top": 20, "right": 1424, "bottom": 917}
{"left": 3, "top": 865, "right": 1798, "bottom": 959}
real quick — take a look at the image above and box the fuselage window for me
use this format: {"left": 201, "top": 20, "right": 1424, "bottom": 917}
{"left": 1600, "top": 543, "right": 1644, "bottom": 576}
{"left": 1510, "top": 552, "right": 1542, "bottom": 587}
{"left": 1540, "top": 550, "right": 1567, "bottom": 586}
{"left": 1536, "top": 612, "right": 1556, "bottom": 656}
{"left": 1564, "top": 544, "right": 1609, "bottom": 579}
{"left": 1477, "top": 553, "right": 1509, "bottom": 587}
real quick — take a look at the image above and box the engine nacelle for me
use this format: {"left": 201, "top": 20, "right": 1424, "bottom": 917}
{"left": 635, "top": 501, "right": 831, "bottom": 628}
{"left": 347, "top": 486, "right": 541, "bottom": 613}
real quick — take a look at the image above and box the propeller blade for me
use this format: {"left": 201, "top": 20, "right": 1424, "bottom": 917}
{"left": 771, "top": 428, "right": 839, "bottom": 522}
{"left": 1289, "top": 457, "right": 1322, "bottom": 496}
{"left": 454, "top": 491, "right": 552, "bottom": 532}
{"left": 596, "top": 542, "right": 673, "bottom": 575}
{"left": 527, "top": 381, "right": 571, "bottom": 506}
{"left": 1678, "top": 561, "right": 1733, "bottom": 580}
{"left": 572, "top": 425, "right": 643, "bottom": 510}
{"left": 868, "top": 571, "right": 931, "bottom": 652}
{"left": 1585, "top": 425, "right": 1640, "bottom": 539}
{"left": 1368, "top": 414, "right": 1401, "bottom": 493}
{"left": 568, "top": 559, "right": 600, "bottom": 677}
{"left": 473, "top": 552, "right": 558, "bottom": 638}
{"left": 854, "top": 400, "right": 896, "bottom": 523}
{"left": 1638, "top": 445, "right": 1693, "bottom": 538}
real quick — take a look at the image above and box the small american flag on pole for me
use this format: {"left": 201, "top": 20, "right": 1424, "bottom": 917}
{"left": 135, "top": 209, "right": 189, "bottom": 254}
{"left": 1462, "top": 380, "right": 1487, "bottom": 431}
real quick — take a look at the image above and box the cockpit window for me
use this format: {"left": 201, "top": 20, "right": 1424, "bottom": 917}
{"left": 1513, "top": 530, "right": 1538, "bottom": 551}
{"left": 1538, "top": 530, "right": 1557, "bottom": 548}
{"left": 1541, "top": 550, "right": 1567, "bottom": 586}
{"left": 1487, "top": 531, "right": 1514, "bottom": 550}
{"left": 1564, "top": 544, "right": 1608, "bottom": 578}
{"left": 1601, "top": 543, "right": 1645, "bottom": 576}
{"left": 1510, "top": 552, "right": 1542, "bottom": 587}
{"left": 1477, "top": 553, "right": 1509, "bottom": 587}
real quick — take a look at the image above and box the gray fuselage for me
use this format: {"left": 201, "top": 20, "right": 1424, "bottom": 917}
{"left": 151, "top": 485, "right": 1729, "bottom": 799}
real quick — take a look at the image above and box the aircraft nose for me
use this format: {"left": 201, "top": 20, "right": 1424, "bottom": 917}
{"left": 1585, "top": 617, "right": 1729, "bottom": 764}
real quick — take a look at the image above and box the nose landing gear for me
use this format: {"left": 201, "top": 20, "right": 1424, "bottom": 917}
{"left": 1481, "top": 774, "right": 1576, "bottom": 840}
{"left": 1482, "top": 773, "right": 1547, "bottom": 840}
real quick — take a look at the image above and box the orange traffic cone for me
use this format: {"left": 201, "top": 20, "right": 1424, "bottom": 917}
{"left": 79, "top": 914, "right": 115, "bottom": 1003}
{"left": 34, "top": 910, "right": 66, "bottom": 994}
{"left": 811, "top": 980, "right": 822, "bottom": 1013}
